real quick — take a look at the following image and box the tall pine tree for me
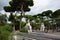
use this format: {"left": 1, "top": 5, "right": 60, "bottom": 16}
{"left": 4, "top": 0, "right": 34, "bottom": 31}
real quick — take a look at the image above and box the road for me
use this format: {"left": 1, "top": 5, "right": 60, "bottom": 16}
{"left": 13, "top": 31, "right": 60, "bottom": 40}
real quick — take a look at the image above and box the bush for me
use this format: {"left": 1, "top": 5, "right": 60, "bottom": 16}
{"left": 0, "top": 31, "right": 10, "bottom": 40}
{"left": 36, "top": 24, "right": 41, "bottom": 30}
{"left": 1, "top": 25, "right": 13, "bottom": 32}
{"left": 0, "top": 24, "right": 13, "bottom": 40}
{"left": 20, "top": 27, "right": 28, "bottom": 33}
{"left": 21, "top": 22, "right": 26, "bottom": 28}
{"left": 31, "top": 22, "right": 36, "bottom": 29}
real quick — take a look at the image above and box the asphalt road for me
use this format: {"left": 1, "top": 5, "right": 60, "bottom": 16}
{"left": 13, "top": 31, "right": 60, "bottom": 40}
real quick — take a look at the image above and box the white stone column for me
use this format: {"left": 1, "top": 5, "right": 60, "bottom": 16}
{"left": 25, "top": 20, "right": 32, "bottom": 33}
{"left": 40, "top": 23, "right": 45, "bottom": 31}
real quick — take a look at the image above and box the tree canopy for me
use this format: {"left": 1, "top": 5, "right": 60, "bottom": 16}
{"left": 4, "top": 0, "right": 34, "bottom": 12}
{"left": 52, "top": 9, "right": 60, "bottom": 18}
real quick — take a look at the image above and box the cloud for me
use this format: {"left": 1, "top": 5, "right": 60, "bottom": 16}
{"left": 43, "top": 0, "right": 60, "bottom": 11}
{"left": 0, "top": 10, "right": 5, "bottom": 14}
{"left": 27, "top": 0, "right": 60, "bottom": 15}
{"left": 0, "top": 0, "right": 10, "bottom": 10}
{"left": 27, "top": 0, "right": 52, "bottom": 15}
{"left": 0, "top": 10, "right": 10, "bottom": 17}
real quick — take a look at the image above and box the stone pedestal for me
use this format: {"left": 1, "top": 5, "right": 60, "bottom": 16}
{"left": 40, "top": 23, "right": 45, "bottom": 32}
{"left": 25, "top": 20, "right": 32, "bottom": 33}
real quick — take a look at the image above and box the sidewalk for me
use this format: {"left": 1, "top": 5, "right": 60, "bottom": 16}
{"left": 41, "top": 32, "right": 60, "bottom": 39}
{"left": 13, "top": 31, "right": 60, "bottom": 40}
{"left": 31, "top": 31, "right": 60, "bottom": 39}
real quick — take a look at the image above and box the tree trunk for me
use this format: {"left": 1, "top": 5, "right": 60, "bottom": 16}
{"left": 13, "top": 22, "right": 15, "bottom": 32}
{"left": 20, "top": 13, "right": 22, "bottom": 31}
{"left": 55, "top": 22, "right": 58, "bottom": 32}
{"left": 46, "top": 17, "right": 51, "bottom": 32}
{"left": 20, "top": 4, "right": 24, "bottom": 31}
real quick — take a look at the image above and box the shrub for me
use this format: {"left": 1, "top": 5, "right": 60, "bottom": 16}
{"left": 1, "top": 25, "right": 13, "bottom": 32}
{"left": 0, "top": 24, "right": 13, "bottom": 40}
{"left": 21, "top": 22, "right": 26, "bottom": 28}
{"left": 0, "top": 31, "right": 10, "bottom": 40}
{"left": 20, "top": 27, "right": 28, "bottom": 33}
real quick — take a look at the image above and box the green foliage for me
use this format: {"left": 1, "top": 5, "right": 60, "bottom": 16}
{"left": 8, "top": 13, "right": 15, "bottom": 22}
{"left": 4, "top": 0, "right": 34, "bottom": 12}
{"left": 4, "top": 6, "right": 15, "bottom": 12}
{"left": 42, "top": 10, "right": 53, "bottom": 17}
{"left": 1, "top": 25, "right": 13, "bottom": 32}
{"left": 52, "top": 9, "right": 60, "bottom": 18}
{"left": 0, "top": 24, "right": 13, "bottom": 40}
{"left": 0, "top": 31, "right": 10, "bottom": 40}
{"left": 15, "top": 21, "right": 26, "bottom": 30}
{"left": 0, "top": 13, "right": 7, "bottom": 26}
{"left": 31, "top": 22, "right": 36, "bottom": 29}
{"left": 20, "top": 27, "right": 28, "bottom": 33}
{"left": 21, "top": 22, "right": 26, "bottom": 28}
{"left": 36, "top": 24, "right": 41, "bottom": 29}
{"left": 24, "top": 14, "right": 33, "bottom": 21}
{"left": 31, "top": 22, "right": 41, "bottom": 29}
{"left": 4, "top": 0, "right": 34, "bottom": 31}
{"left": 44, "top": 21, "right": 49, "bottom": 28}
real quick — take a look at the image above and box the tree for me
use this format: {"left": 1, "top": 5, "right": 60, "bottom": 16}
{"left": 33, "top": 15, "right": 40, "bottom": 29}
{"left": 4, "top": 0, "right": 34, "bottom": 31}
{"left": 8, "top": 13, "right": 16, "bottom": 31}
{"left": 52, "top": 9, "right": 60, "bottom": 18}
{"left": 23, "top": 14, "right": 33, "bottom": 22}
{"left": 42, "top": 10, "right": 53, "bottom": 29}
{"left": 9, "top": 13, "right": 15, "bottom": 23}
{"left": 0, "top": 13, "right": 7, "bottom": 26}
{"left": 52, "top": 9, "right": 60, "bottom": 31}
{"left": 42, "top": 10, "right": 53, "bottom": 20}
{"left": 33, "top": 15, "right": 37, "bottom": 22}
{"left": 37, "top": 13, "right": 44, "bottom": 23}
{"left": 36, "top": 13, "right": 46, "bottom": 30}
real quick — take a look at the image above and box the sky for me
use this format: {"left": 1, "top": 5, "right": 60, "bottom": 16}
{"left": 0, "top": 0, "right": 60, "bottom": 15}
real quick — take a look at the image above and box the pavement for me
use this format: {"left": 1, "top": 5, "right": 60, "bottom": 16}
{"left": 12, "top": 31, "right": 60, "bottom": 40}
{"left": 31, "top": 32, "right": 60, "bottom": 39}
